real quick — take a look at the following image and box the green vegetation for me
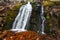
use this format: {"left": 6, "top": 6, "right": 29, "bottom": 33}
{"left": 3, "top": 3, "right": 22, "bottom": 30}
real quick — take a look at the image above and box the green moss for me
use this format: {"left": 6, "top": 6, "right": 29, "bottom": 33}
{"left": 3, "top": 19, "right": 13, "bottom": 30}
{"left": 11, "top": 3, "right": 22, "bottom": 11}
{"left": 32, "top": 2, "right": 37, "bottom": 10}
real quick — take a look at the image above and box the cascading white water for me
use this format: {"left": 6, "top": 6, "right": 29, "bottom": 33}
{"left": 10, "top": 2, "right": 32, "bottom": 32}
{"left": 41, "top": 5, "right": 46, "bottom": 34}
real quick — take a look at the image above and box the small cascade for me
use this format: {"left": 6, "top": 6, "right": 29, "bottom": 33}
{"left": 10, "top": 2, "right": 32, "bottom": 32}
{"left": 41, "top": 5, "right": 46, "bottom": 34}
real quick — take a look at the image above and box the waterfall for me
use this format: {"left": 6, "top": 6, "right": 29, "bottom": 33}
{"left": 41, "top": 5, "right": 46, "bottom": 34}
{"left": 10, "top": 2, "right": 32, "bottom": 32}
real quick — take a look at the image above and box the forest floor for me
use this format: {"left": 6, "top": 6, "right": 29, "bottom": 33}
{"left": 0, "top": 30, "right": 60, "bottom": 40}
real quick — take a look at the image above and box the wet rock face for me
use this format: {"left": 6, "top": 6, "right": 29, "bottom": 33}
{"left": 27, "top": 9, "right": 42, "bottom": 33}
